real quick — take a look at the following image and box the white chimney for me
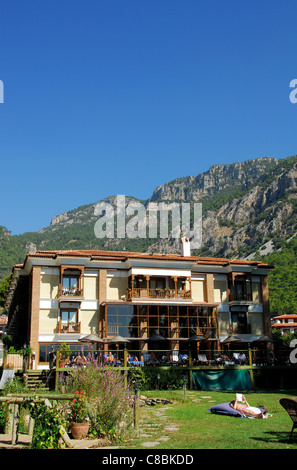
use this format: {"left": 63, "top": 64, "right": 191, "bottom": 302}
{"left": 180, "top": 237, "right": 191, "bottom": 257}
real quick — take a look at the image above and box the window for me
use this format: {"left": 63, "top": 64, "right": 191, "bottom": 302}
{"left": 228, "top": 274, "right": 252, "bottom": 302}
{"left": 231, "top": 311, "right": 249, "bottom": 334}
{"left": 39, "top": 343, "right": 85, "bottom": 363}
{"left": 63, "top": 275, "right": 79, "bottom": 292}
{"left": 59, "top": 308, "right": 80, "bottom": 333}
{"left": 103, "top": 303, "right": 218, "bottom": 340}
{"left": 61, "top": 309, "right": 77, "bottom": 324}
{"left": 61, "top": 268, "right": 83, "bottom": 296}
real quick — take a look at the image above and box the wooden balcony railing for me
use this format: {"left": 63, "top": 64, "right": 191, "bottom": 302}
{"left": 58, "top": 287, "right": 84, "bottom": 298}
{"left": 229, "top": 292, "right": 253, "bottom": 302}
{"left": 127, "top": 288, "right": 191, "bottom": 300}
{"left": 57, "top": 320, "right": 81, "bottom": 333}
{"left": 230, "top": 323, "right": 251, "bottom": 334}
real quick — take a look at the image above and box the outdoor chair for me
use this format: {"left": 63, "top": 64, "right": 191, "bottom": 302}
{"left": 143, "top": 353, "right": 149, "bottom": 364}
{"left": 179, "top": 354, "right": 189, "bottom": 365}
{"left": 197, "top": 354, "right": 209, "bottom": 365}
{"left": 233, "top": 353, "right": 240, "bottom": 364}
{"left": 0, "top": 369, "right": 15, "bottom": 390}
{"left": 127, "top": 355, "right": 144, "bottom": 366}
{"left": 279, "top": 397, "right": 297, "bottom": 439}
{"left": 171, "top": 350, "right": 179, "bottom": 365}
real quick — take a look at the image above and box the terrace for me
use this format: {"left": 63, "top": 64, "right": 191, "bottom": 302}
{"left": 127, "top": 274, "right": 191, "bottom": 301}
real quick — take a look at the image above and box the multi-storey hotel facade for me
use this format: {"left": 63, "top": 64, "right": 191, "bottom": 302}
{"left": 4, "top": 239, "right": 273, "bottom": 369}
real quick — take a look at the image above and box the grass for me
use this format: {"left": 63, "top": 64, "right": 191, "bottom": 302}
{"left": 122, "top": 390, "right": 297, "bottom": 450}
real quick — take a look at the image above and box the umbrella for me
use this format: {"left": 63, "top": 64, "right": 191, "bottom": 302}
{"left": 80, "top": 334, "right": 104, "bottom": 343}
{"left": 222, "top": 334, "right": 243, "bottom": 344}
{"left": 145, "top": 334, "right": 168, "bottom": 342}
{"left": 186, "top": 334, "right": 207, "bottom": 343}
{"left": 253, "top": 335, "right": 274, "bottom": 343}
{"left": 107, "top": 335, "right": 131, "bottom": 344}
{"left": 105, "top": 335, "right": 131, "bottom": 362}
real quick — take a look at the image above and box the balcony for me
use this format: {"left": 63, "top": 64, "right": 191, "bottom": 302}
{"left": 127, "top": 287, "right": 191, "bottom": 301}
{"left": 230, "top": 322, "right": 251, "bottom": 335}
{"left": 57, "top": 320, "right": 81, "bottom": 333}
{"left": 58, "top": 286, "right": 84, "bottom": 299}
{"left": 229, "top": 292, "right": 253, "bottom": 303}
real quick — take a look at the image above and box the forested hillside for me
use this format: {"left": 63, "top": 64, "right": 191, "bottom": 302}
{"left": 260, "top": 238, "right": 297, "bottom": 317}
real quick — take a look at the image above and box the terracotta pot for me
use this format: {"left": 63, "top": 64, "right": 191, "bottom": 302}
{"left": 71, "top": 422, "right": 89, "bottom": 439}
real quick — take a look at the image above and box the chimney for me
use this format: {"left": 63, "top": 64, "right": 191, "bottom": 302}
{"left": 180, "top": 237, "right": 191, "bottom": 257}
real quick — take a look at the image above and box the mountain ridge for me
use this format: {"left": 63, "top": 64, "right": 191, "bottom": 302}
{"left": 1, "top": 154, "right": 297, "bottom": 279}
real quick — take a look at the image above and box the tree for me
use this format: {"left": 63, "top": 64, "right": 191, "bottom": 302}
{"left": 0, "top": 274, "right": 10, "bottom": 308}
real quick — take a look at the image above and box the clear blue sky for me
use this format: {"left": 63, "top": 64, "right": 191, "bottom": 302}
{"left": 1, "top": 0, "right": 297, "bottom": 235}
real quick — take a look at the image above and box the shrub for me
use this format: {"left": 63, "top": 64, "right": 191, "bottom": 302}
{"left": 127, "top": 367, "right": 186, "bottom": 390}
{"left": 66, "top": 358, "right": 133, "bottom": 440}
{"left": 0, "top": 403, "right": 6, "bottom": 433}
{"left": 25, "top": 400, "right": 66, "bottom": 449}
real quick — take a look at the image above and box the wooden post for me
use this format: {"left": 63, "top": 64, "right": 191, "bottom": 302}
{"left": 133, "top": 383, "right": 140, "bottom": 430}
{"left": 174, "top": 277, "right": 178, "bottom": 298}
{"left": 55, "top": 351, "right": 59, "bottom": 391}
{"left": 28, "top": 417, "right": 35, "bottom": 436}
{"left": 248, "top": 344, "right": 254, "bottom": 388}
{"left": 3, "top": 351, "right": 7, "bottom": 368}
{"left": 0, "top": 396, "right": 73, "bottom": 447}
{"left": 11, "top": 404, "right": 19, "bottom": 445}
{"left": 146, "top": 275, "right": 150, "bottom": 297}
{"left": 124, "top": 347, "right": 127, "bottom": 367}
{"left": 5, "top": 404, "right": 14, "bottom": 434}
{"left": 131, "top": 274, "right": 135, "bottom": 298}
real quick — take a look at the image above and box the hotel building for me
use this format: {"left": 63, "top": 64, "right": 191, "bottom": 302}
{"left": 4, "top": 239, "right": 273, "bottom": 369}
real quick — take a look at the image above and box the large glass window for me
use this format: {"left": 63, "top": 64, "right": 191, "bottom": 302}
{"left": 104, "top": 303, "right": 218, "bottom": 340}
{"left": 39, "top": 343, "right": 85, "bottom": 363}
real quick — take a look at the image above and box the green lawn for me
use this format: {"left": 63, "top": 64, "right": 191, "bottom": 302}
{"left": 124, "top": 390, "right": 297, "bottom": 449}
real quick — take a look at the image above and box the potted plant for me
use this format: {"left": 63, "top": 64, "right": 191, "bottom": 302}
{"left": 70, "top": 391, "right": 89, "bottom": 439}
{"left": 59, "top": 342, "right": 71, "bottom": 367}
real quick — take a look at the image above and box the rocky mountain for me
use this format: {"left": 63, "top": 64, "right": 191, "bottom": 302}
{"left": 1, "top": 154, "right": 297, "bottom": 279}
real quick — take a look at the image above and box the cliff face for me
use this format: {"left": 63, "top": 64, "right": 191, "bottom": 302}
{"left": 149, "top": 157, "right": 278, "bottom": 202}
{"left": 1, "top": 155, "right": 297, "bottom": 278}
{"left": 147, "top": 156, "right": 297, "bottom": 258}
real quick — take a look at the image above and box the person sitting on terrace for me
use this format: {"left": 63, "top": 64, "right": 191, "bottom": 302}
{"left": 238, "top": 352, "right": 247, "bottom": 365}
{"left": 107, "top": 352, "right": 114, "bottom": 364}
{"left": 127, "top": 354, "right": 138, "bottom": 362}
{"left": 149, "top": 352, "right": 158, "bottom": 364}
{"left": 216, "top": 354, "right": 231, "bottom": 365}
{"left": 230, "top": 395, "right": 266, "bottom": 418}
{"left": 162, "top": 352, "right": 170, "bottom": 363}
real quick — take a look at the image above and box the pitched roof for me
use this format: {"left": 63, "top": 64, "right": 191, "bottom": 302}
{"left": 273, "top": 315, "right": 297, "bottom": 320}
{"left": 17, "top": 249, "right": 273, "bottom": 269}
